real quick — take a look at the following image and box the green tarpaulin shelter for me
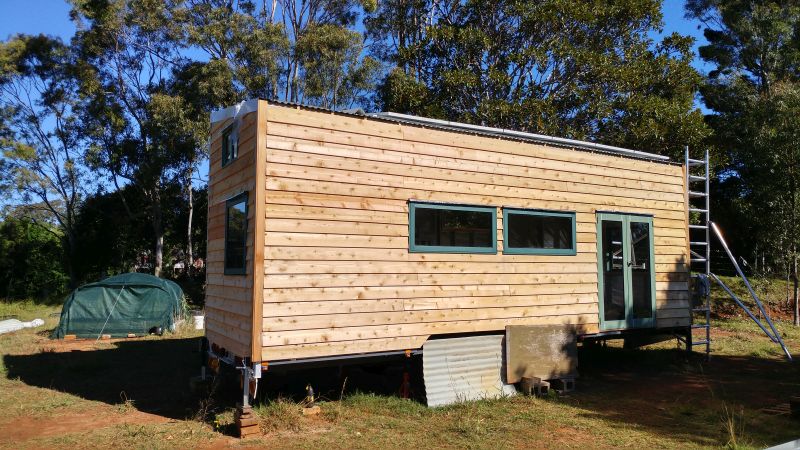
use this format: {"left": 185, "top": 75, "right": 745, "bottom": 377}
{"left": 53, "top": 273, "right": 185, "bottom": 339}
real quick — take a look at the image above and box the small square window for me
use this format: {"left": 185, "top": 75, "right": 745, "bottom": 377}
{"left": 224, "top": 192, "right": 248, "bottom": 274}
{"left": 503, "top": 208, "right": 576, "bottom": 255}
{"left": 409, "top": 202, "right": 496, "bottom": 253}
{"left": 221, "top": 125, "right": 238, "bottom": 167}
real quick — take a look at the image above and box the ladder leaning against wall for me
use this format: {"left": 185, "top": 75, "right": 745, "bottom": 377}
{"left": 685, "top": 147, "right": 712, "bottom": 358}
{"left": 683, "top": 148, "right": 793, "bottom": 361}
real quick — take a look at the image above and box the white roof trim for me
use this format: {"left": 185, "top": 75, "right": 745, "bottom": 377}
{"left": 210, "top": 99, "right": 259, "bottom": 123}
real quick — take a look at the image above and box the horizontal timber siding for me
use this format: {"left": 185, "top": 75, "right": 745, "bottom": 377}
{"left": 260, "top": 104, "right": 690, "bottom": 361}
{"left": 205, "top": 109, "right": 259, "bottom": 359}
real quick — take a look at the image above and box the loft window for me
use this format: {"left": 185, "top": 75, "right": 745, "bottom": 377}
{"left": 224, "top": 192, "right": 248, "bottom": 274}
{"left": 503, "top": 208, "right": 576, "bottom": 255}
{"left": 409, "top": 202, "right": 496, "bottom": 253}
{"left": 221, "top": 125, "right": 238, "bottom": 167}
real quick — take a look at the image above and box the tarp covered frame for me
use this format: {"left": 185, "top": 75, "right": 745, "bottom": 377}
{"left": 53, "top": 273, "right": 186, "bottom": 339}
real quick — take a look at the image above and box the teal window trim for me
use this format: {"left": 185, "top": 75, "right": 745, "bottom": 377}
{"left": 408, "top": 201, "right": 497, "bottom": 254}
{"left": 224, "top": 192, "right": 248, "bottom": 275}
{"left": 221, "top": 124, "right": 238, "bottom": 167}
{"left": 502, "top": 208, "right": 577, "bottom": 255}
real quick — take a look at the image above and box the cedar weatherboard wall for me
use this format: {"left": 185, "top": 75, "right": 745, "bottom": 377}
{"left": 206, "top": 104, "right": 262, "bottom": 360}
{"left": 251, "top": 103, "right": 690, "bottom": 362}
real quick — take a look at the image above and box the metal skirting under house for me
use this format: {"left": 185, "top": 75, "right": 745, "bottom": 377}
{"left": 422, "top": 335, "right": 516, "bottom": 407}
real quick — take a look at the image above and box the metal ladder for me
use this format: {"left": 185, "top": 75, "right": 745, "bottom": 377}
{"left": 686, "top": 147, "right": 711, "bottom": 358}
{"left": 684, "top": 148, "right": 792, "bottom": 361}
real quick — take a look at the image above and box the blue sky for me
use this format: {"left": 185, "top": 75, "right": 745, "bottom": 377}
{"left": 0, "top": 0, "right": 75, "bottom": 41}
{"left": 1, "top": 0, "right": 710, "bottom": 72}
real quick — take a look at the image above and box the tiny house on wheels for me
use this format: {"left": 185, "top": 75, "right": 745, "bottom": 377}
{"left": 203, "top": 99, "right": 691, "bottom": 421}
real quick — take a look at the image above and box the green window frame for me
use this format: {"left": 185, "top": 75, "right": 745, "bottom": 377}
{"left": 409, "top": 202, "right": 497, "bottom": 254}
{"left": 595, "top": 212, "right": 656, "bottom": 330}
{"left": 224, "top": 192, "right": 248, "bottom": 275}
{"left": 502, "top": 208, "right": 577, "bottom": 255}
{"left": 221, "top": 124, "right": 238, "bottom": 167}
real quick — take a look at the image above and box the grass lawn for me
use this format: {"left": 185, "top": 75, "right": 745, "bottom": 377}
{"left": 1, "top": 276, "right": 799, "bottom": 449}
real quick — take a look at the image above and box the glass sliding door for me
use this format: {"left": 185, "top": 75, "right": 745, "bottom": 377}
{"left": 629, "top": 219, "right": 654, "bottom": 322}
{"left": 599, "top": 217, "right": 627, "bottom": 328}
{"left": 597, "top": 213, "right": 656, "bottom": 330}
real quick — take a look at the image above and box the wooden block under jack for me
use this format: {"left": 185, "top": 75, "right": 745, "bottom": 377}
{"left": 236, "top": 416, "right": 258, "bottom": 427}
{"left": 238, "top": 425, "right": 261, "bottom": 438}
{"left": 236, "top": 405, "right": 260, "bottom": 438}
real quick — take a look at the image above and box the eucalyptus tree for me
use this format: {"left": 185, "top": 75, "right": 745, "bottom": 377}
{"left": 70, "top": 0, "right": 197, "bottom": 277}
{"left": 367, "top": 0, "right": 709, "bottom": 159}
{"left": 294, "top": 23, "right": 379, "bottom": 108}
{"left": 0, "top": 34, "right": 91, "bottom": 287}
{"left": 181, "top": 0, "right": 379, "bottom": 108}
{"left": 180, "top": 0, "right": 289, "bottom": 101}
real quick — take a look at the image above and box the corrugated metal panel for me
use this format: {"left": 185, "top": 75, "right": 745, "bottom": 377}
{"left": 423, "top": 335, "right": 517, "bottom": 407}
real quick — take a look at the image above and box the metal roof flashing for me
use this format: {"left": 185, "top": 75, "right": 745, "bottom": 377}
{"left": 369, "top": 111, "right": 671, "bottom": 163}
{"left": 213, "top": 99, "right": 672, "bottom": 163}
{"left": 210, "top": 99, "right": 259, "bottom": 123}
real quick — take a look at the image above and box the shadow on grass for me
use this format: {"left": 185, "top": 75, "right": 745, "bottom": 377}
{"left": 2, "top": 337, "right": 798, "bottom": 447}
{"left": 2, "top": 337, "right": 224, "bottom": 421}
{"left": 0, "top": 336, "right": 421, "bottom": 426}
{"left": 573, "top": 344, "right": 800, "bottom": 447}
{"left": 257, "top": 353, "right": 425, "bottom": 404}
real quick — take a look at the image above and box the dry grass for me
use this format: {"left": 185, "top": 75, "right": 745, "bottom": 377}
{"left": 0, "top": 297, "right": 798, "bottom": 449}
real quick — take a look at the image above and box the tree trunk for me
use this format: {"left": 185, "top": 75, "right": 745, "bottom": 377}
{"left": 151, "top": 189, "right": 164, "bottom": 278}
{"left": 794, "top": 254, "right": 799, "bottom": 326}
{"left": 64, "top": 230, "right": 77, "bottom": 289}
{"left": 791, "top": 176, "right": 798, "bottom": 325}
{"left": 787, "top": 263, "right": 792, "bottom": 307}
{"left": 185, "top": 168, "right": 194, "bottom": 275}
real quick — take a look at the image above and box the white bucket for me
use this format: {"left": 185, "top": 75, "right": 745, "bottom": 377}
{"left": 193, "top": 314, "right": 205, "bottom": 330}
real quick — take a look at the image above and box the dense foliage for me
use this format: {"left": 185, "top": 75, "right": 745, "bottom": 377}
{"left": 0, "top": 218, "right": 68, "bottom": 301}
{"left": 687, "top": 0, "right": 800, "bottom": 323}
{"left": 368, "top": 0, "right": 709, "bottom": 158}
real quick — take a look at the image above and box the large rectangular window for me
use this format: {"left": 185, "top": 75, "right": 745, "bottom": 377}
{"left": 409, "top": 202, "right": 496, "bottom": 253}
{"left": 221, "top": 125, "right": 238, "bottom": 167}
{"left": 503, "top": 208, "right": 576, "bottom": 255}
{"left": 224, "top": 192, "right": 248, "bottom": 274}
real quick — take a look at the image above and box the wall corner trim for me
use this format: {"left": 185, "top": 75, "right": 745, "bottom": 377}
{"left": 250, "top": 100, "right": 268, "bottom": 362}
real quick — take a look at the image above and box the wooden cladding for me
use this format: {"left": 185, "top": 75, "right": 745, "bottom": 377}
{"left": 252, "top": 104, "right": 691, "bottom": 362}
{"left": 205, "top": 105, "right": 262, "bottom": 360}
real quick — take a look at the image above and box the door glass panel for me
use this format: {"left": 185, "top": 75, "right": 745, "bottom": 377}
{"left": 629, "top": 221, "right": 653, "bottom": 319}
{"left": 601, "top": 220, "right": 625, "bottom": 322}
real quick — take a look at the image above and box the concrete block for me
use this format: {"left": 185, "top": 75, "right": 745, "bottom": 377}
{"left": 520, "top": 377, "right": 550, "bottom": 397}
{"left": 550, "top": 377, "right": 575, "bottom": 393}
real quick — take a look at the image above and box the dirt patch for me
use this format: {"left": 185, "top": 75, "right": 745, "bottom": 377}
{"left": 712, "top": 294, "right": 795, "bottom": 322}
{"left": 38, "top": 336, "right": 146, "bottom": 353}
{"left": 0, "top": 407, "right": 169, "bottom": 444}
{"left": 543, "top": 426, "right": 599, "bottom": 449}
